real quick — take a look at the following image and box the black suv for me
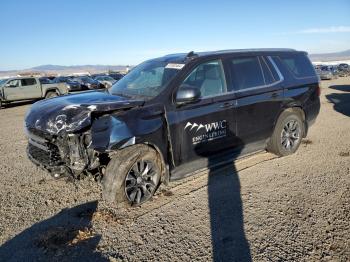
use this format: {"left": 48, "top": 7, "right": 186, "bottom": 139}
{"left": 25, "top": 49, "right": 320, "bottom": 206}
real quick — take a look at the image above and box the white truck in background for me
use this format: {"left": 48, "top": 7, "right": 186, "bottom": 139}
{"left": 0, "top": 76, "right": 70, "bottom": 109}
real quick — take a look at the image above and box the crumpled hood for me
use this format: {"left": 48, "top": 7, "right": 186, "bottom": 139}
{"left": 25, "top": 90, "right": 144, "bottom": 135}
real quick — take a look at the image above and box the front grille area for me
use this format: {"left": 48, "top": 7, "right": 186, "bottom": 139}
{"left": 27, "top": 137, "right": 62, "bottom": 167}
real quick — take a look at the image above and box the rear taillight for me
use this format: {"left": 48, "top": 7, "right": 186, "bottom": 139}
{"left": 316, "top": 85, "right": 321, "bottom": 96}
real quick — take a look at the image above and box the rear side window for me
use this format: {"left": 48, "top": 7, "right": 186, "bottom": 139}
{"left": 278, "top": 53, "right": 315, "bottom": 78}
{"left": 21, "top": 78, "right": 36, "bottom": 86}
{"left": 228, "top": 56, "right": 265, "bottom": 91}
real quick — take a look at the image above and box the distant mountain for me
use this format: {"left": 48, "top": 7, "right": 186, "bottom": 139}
{"left": 31, "top": 65, "right": 69, "bottom": 71}
{"left": 309, "top": 49, "right": 350, "bottom": 62}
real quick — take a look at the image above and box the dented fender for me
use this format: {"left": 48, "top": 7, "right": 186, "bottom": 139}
{"left": 90, "top": 104, "right": 171, "bottom": 165}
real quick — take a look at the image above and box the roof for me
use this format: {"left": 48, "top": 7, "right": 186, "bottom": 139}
{"left": 156, "top": 48, "right": 300, "bottom": 63}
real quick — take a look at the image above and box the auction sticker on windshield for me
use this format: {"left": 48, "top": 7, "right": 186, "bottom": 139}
{"left": 165, "top": 63, "right": 185, "bottom": 69}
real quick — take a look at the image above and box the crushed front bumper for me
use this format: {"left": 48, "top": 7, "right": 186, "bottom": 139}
{"left": 26, "top": 129, "right": 68, "bottom": 177}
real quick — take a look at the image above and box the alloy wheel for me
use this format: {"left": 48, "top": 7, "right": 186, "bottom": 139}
{"left": 281, "top": 120, "right": 301, "bottom": 151}
{"left": 125, "top": 159, "right": 159, "bottom": 205}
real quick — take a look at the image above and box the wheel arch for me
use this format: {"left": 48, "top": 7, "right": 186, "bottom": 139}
{"left": 109, "top": 142, "right": 170, "bottom": 185}
{"left": 44, "top": 87, "right": 60, "bottom": 96}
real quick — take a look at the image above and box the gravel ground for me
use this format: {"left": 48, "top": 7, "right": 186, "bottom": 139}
{"left": 0, "top": 78, "right": 349, "bottom": 261}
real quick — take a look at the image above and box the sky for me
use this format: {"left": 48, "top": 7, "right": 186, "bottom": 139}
{"left": 0, "top": 0, "right": 349, "bottom": 70}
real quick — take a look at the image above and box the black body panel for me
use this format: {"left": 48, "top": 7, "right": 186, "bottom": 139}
{"left": 24, "top": 49, "right": 320, "bottom": 180}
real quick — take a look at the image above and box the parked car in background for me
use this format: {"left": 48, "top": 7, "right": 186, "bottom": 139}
{"left": 0, "top": 76, "right": 70, "bottom": 108}
{"left": 52, "top": 76, "right": 82, "bottom": 92}
{"left": 72, "top": 76, "right": 103, "bottom": 90}
{"left": 108, "top": 72, "right": 125, "bottom": 81}
{"left": 39, "top": 77, "right": 54, "bottom": 84}
{"left": 90, "top": 73, "right": 107, "bottom": 79}
{"left": 338, "top": 63, "right": 349, "bottom": 77}
{"left": 319, "top": 66, "right": 336, "bottom": 80}
{"left": 94, "top": 75, "right": 117, "bottom": 88}
{"left": 25, "top": 48, "right": 320, "bottom": 206}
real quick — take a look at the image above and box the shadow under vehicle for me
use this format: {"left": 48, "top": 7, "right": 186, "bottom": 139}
{"left": 327, "top": 85, "right": 350, "bottom": 117}
{"left": 24, "top": 49, "right": 320, "bottom": 207}
{"left": 0, "top": 201, "right": 107, "bottom": 261}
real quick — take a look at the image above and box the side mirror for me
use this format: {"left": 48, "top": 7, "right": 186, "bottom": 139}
{"left": 176, "top": 85, "right": 201, "bottom": 104}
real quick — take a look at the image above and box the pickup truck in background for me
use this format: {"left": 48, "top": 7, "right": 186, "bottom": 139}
{"left": 0, "top": 76, "right": 70, "bottom": 109}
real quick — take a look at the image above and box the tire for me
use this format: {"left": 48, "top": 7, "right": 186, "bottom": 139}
{"left": 45, "top": 91, "right": 58, "bottom": 99}
{"left": 102, "top": 145, "right": 162, "bottom": 206}
{"left": 267, "top": 110, "right": 304, "bottom": 156}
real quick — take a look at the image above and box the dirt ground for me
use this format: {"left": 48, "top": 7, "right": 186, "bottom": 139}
{"left": 0, "top": 77, "right": 349, "bottom": 262}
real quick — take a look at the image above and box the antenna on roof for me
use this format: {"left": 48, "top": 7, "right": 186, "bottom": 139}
{"left": 186, "top": 51, "right": 198, "bottom": 60}
{"left": 187, "top": 51, "right": 198, "bottom": 57}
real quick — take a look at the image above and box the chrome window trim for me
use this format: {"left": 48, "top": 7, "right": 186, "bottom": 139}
{"left": 180, "top": 55, "right": 286, "bottom": 101}
{"left": 226, "top": 56, "right": 284, "bottom": 94}
{"left": 258, "top": 57, "right": 266, "bottom": 85}
{"left": 267, "top": 56, "right": 285, "bottom": 82}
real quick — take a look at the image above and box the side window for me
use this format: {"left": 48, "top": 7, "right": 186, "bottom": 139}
{"left": 21, "top": 78, "right": 36, "bottom": 86}
{"left": 182, "top": 60, "right": 226, "bottom": 98}
{"left": 228, "top": 56, "right": 265, "bottom": 91}
{"left": 7, "top": 79, "right": 20, "bottom": 87}
{"left": 278, "top": 53, "right": 315, "bottom": 78}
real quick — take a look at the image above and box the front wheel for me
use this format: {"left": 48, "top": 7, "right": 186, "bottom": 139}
{"left": 102, "top": 145, "right": 162, "bottom": 206}
{"left": 267, "top": 110, "right": 304, "bottom": 156}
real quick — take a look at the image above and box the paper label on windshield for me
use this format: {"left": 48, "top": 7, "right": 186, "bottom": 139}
{"left": 165, "top": 63, "right": 185, "bottom": 70}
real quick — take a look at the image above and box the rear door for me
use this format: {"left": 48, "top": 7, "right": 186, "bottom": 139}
{"left": 168, "top": 59, "right": 239, "bottom": 166}
{"left": 20, "top": 78, "right": 41, "bottom": 99}
{"left": 224, "top": 55, "right": 284, "bottom": 146}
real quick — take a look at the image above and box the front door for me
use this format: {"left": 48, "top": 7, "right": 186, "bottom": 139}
{"left": 167, "top": 59, "right": 239, "bottom": 168}
{"left": 3, "top": 79, "right": 21, "bottom": 100}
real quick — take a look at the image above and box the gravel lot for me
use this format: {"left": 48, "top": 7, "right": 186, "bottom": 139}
{"left": 0, "top": 78, "right": 349, "bottom": 261}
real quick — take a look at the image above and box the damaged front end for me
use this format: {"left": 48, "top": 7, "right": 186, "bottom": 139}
{"left": 25, "top": 91, "right": 144, "bottom": 179}
{"left": 26, "top": 129, "right": 101, "bottom": 178}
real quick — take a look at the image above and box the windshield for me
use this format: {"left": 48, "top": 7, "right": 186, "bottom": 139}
{"left": 110, "top": 60, "right": 182, "bottom": 99}
{"left": 0, "top": 79, "right": 8, "bottom": 86}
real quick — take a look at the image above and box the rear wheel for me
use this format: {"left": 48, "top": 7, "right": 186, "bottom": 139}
{"left": 45, "top": 91, "right": 58, "bottom": 99}
{"left": 267, "top": 110, "right": 304, "bottom": 156}
{"left": 102, "top": 145, "right": 162, "bottom": 206}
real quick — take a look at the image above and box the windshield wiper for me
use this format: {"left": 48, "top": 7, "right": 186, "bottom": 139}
{"left": 112, "top": 92, "right": 133, "bottom": 99}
